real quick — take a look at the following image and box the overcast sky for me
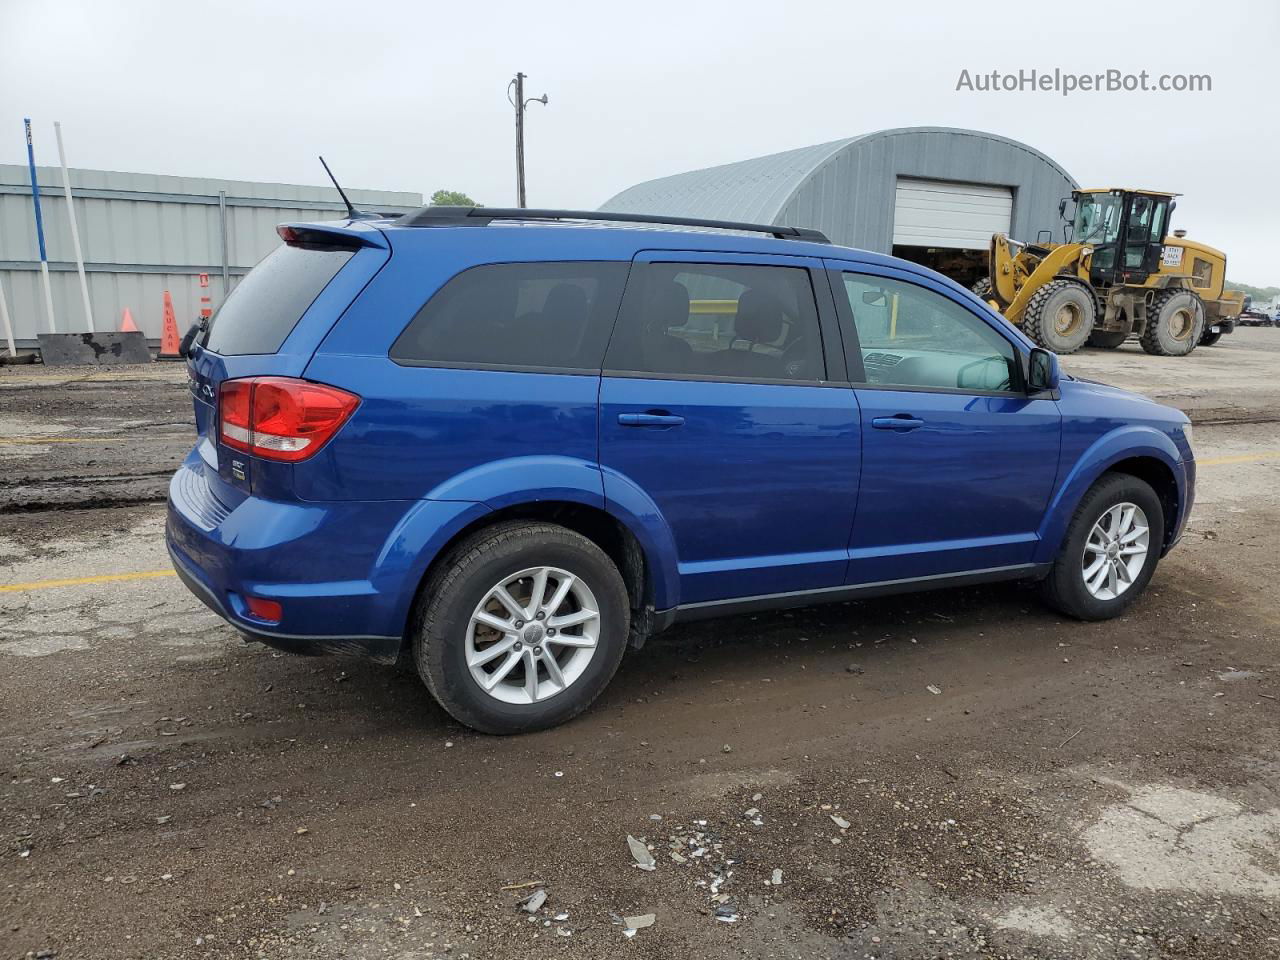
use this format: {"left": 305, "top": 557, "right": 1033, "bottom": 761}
{"left": 3, "top": 0, "right": 1277, "bottom": 282}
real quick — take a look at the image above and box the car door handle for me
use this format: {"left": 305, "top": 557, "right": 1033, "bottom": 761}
{"left": 871, "top": 415, "right": 925, "bottom": 432}
{"left": 618, "top": 412, "right": 685, "bottom": 427}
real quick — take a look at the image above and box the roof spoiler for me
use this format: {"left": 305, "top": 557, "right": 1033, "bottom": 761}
{"left": 277, "top": 223, "right": 388, "bottom": 250}
{"left": 396, "top": 206, "right": 830, "bottom": 243}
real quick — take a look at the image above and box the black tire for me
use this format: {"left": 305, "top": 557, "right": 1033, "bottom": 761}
{"left": 1022, "top": 279, "right": 1096, "bottom": 354}
{"left": 972, "top": 277, "right": 994, "bottom": 299}
{"left": 1039, "top": 473, "right": 1165, "bottom": 621}
{"left": 412, "top": 521, "right": 630, "bottom": 734}
{"left": 1140, "top": 288, "right": 1205, "bottom": 356}
{"left": 1199, "top": 328, "right": 1223, "bottom": 347}
{"left": 1088, "top": 330, "right": 1128, "bottom": 349}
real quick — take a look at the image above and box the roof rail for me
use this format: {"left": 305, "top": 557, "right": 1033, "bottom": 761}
{"left": 396, "top": 206, "right": 830, "bottom": 243}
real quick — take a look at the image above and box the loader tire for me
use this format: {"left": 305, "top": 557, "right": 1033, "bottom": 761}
{"left": 1022, "top": 279, "right": 1095, "bottom": 354}
{"left": 1087, "top": 330, "right": 1128, "bottom": 349}
{"left": 1199, "top": 328, "right": 1223, "bottom": 347}
{"left": 971, "top": 278, "right": 994, "bottom": 299}
{"left": 1140, "top": 289, "right": 1205, "bottom": 357}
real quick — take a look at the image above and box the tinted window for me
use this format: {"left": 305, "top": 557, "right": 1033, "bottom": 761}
{"left": 840, "top": 274, "right": 1019, "bottom": 393}
{"left": 390, "top": 262, "right": 629, "bottom": 371}
{"left": 205, "top": 245, "right": 353, "bottom": 356}
{"left": 606, "top": 263, "right": 825, "bottom": 382}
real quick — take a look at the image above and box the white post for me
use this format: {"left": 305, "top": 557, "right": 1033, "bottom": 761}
{"left": 0, "top": 274, "right": 15, "bottom": 357}
{"left": 54, "top": 122, "right": 93, "bottom": 333}
{"left": 38, "top": 262, "right": 55, "bottom": 334}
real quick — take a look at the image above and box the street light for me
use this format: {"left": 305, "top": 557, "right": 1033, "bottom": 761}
{"left": 509, "top": 72, "right": 548, "bottom": 208}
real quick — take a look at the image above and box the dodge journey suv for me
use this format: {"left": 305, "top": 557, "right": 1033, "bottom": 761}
{"left": 168, "top": 207, "right": 1195, "bottom": 734}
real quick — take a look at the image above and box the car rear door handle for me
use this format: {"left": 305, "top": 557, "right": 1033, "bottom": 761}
{"left": 618, "top": 412, "right": 685, "bottom": 427}
{"left": 871, "top": 415, "right": 924, "bottom": 432}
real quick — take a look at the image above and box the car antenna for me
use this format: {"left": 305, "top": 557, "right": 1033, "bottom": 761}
{"left": 318, "top": 155, "right": 370, "bottom": 220}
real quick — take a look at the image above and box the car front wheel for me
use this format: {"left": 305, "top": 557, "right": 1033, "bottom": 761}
{"left": 412, "top": 521, "right": 630, "bottom": 734}
{"left": 1040, "top": 473, "right": 1165, "bottom": 621}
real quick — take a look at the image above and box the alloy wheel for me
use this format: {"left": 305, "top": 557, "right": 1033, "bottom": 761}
{"left": 1081, "top": 502, "right": 1150, "bottom": 601}
{"left": 465, "top": 566, "right": 600, "bottom": 705}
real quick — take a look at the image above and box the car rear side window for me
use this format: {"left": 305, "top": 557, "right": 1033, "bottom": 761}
{"left": 390, "top": 262, "right": 629, "bottom": 372}
{"left": 605, "top": 262, "right": 826, "bottom": 382}
{"left": 204, "top": 245, "right": 354, "bottom": 356}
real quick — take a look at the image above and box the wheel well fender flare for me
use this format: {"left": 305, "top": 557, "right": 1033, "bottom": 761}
{"left": 599, "top": 467, "right": 681, "bottom": 612}
{"left": 382, "top": 457, "right": 681, "bottom": 643}
{"left": 378, "top": 456, "right": 607, "bottom": 637}
{"left": 424, "top": 455, "right": 606, "bottom": 509}
{"left": 1034, "top": 427, "right": 1184, "bottom": 564}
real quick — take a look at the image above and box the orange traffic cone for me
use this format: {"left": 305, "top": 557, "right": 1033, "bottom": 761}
{"left": 159, "top": 291, "right": 181, "bottom": 359}
{"left": 119, "top": 307, "right": 139, "bottom": 333}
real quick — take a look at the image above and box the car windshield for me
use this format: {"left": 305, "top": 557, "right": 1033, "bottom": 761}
{"left": 1073, "top": 193, "right": 1124, "bottom": 245}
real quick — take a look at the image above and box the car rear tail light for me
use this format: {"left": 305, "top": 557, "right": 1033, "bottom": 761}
{"left": 244, "top": 596, "right": 283, "bottom": 623}
{"left": 218, "top": 377, "right": 359, "bottom": 462}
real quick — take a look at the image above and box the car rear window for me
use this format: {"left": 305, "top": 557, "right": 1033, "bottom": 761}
{"left": 204, "top": 245, "right": 353, "bottom": 356}
{"left": 390, "top": 262, "right": 629, "bottom": 372}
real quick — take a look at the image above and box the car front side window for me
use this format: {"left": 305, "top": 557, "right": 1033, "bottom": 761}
{"left": 840, "top": 273, "right": 1020, "bottom": 393}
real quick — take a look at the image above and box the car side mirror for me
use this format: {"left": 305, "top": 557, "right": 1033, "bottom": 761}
{"left": 862, "top": 291, "right": 886, "bottom": 306}
{"left": 1027, "top": 347, "right": 1059, "bottom": 393}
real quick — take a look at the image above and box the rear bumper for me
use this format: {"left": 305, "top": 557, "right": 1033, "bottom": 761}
{"left": 167, "top": 539, "right": 401, "bottom": 662}
{"left": 166, "top": 451, "right": 484, "bottom": 662}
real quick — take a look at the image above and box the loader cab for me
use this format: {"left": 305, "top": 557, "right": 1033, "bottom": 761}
{"left": 1069, "top": 189, "right": 1177, "bottom": 288}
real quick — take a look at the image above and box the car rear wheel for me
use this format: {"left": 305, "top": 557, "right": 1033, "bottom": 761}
{"left": 1039, "top": 473, "right": 1165, "bottom": 621}
{"left": 412, "top": 521, "right": 630, "bottom": 734}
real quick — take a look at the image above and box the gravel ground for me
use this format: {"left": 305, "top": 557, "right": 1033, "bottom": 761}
{"left": 3, "top": 330, "right": 1280, "bottom": 960}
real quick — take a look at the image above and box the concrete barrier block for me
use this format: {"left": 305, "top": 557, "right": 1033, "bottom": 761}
{"left": 37, "top": 332, "right": 152, "bottom": 366}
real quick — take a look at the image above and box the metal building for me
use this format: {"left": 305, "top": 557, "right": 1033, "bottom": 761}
{"left": 601, "top": 126, "right": 1077, "bottom": 286}
{"left": 0, "top": 165, "right": 420, "bottom": 348}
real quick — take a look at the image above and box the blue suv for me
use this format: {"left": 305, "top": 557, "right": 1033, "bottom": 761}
{"left": 168, "top": 207, "right": 1196, "bottom": 734}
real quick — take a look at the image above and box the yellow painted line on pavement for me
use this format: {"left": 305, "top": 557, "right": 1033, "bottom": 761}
{"left": 0, "top": 570, "right": 177, "bottom": 593}
{"left": 1198, "top": 451, "right": 1280, "bottom": 467}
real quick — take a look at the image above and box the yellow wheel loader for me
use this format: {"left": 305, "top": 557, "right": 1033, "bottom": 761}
{"left": 976, "top": 189, "right": 1244, "bottom": 355}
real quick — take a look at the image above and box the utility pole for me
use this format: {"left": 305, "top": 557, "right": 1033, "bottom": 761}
{"left": 510, "top": 72, "right": 548, "bottom": 207}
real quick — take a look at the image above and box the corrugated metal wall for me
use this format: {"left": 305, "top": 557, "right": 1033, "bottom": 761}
{"left": 0, "top": 165, "right": 421, "bottom": 347}
{"left": 602, "top": 127, "right": 1078, "bottom": 254}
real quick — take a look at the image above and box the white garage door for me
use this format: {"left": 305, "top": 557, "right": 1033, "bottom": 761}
{"left": 892, "top": 178, "right": 1013, "bottom": 250}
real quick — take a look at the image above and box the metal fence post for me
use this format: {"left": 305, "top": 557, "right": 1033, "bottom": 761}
{"left": 218, "top": 190, "right": 230, "bottom": 302}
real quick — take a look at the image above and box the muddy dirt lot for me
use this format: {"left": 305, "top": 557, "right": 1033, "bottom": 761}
{"left": 3, "top": 331, "right": 1280, "bottom": 960}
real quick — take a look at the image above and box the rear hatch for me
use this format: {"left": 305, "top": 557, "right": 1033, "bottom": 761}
{"left": 186, "top": 222, "right": 390, "bottom": 506}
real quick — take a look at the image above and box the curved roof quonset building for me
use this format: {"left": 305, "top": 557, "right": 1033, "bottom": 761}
{"left": 601, "top": 126, "right": 1077, "bottom": 283}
